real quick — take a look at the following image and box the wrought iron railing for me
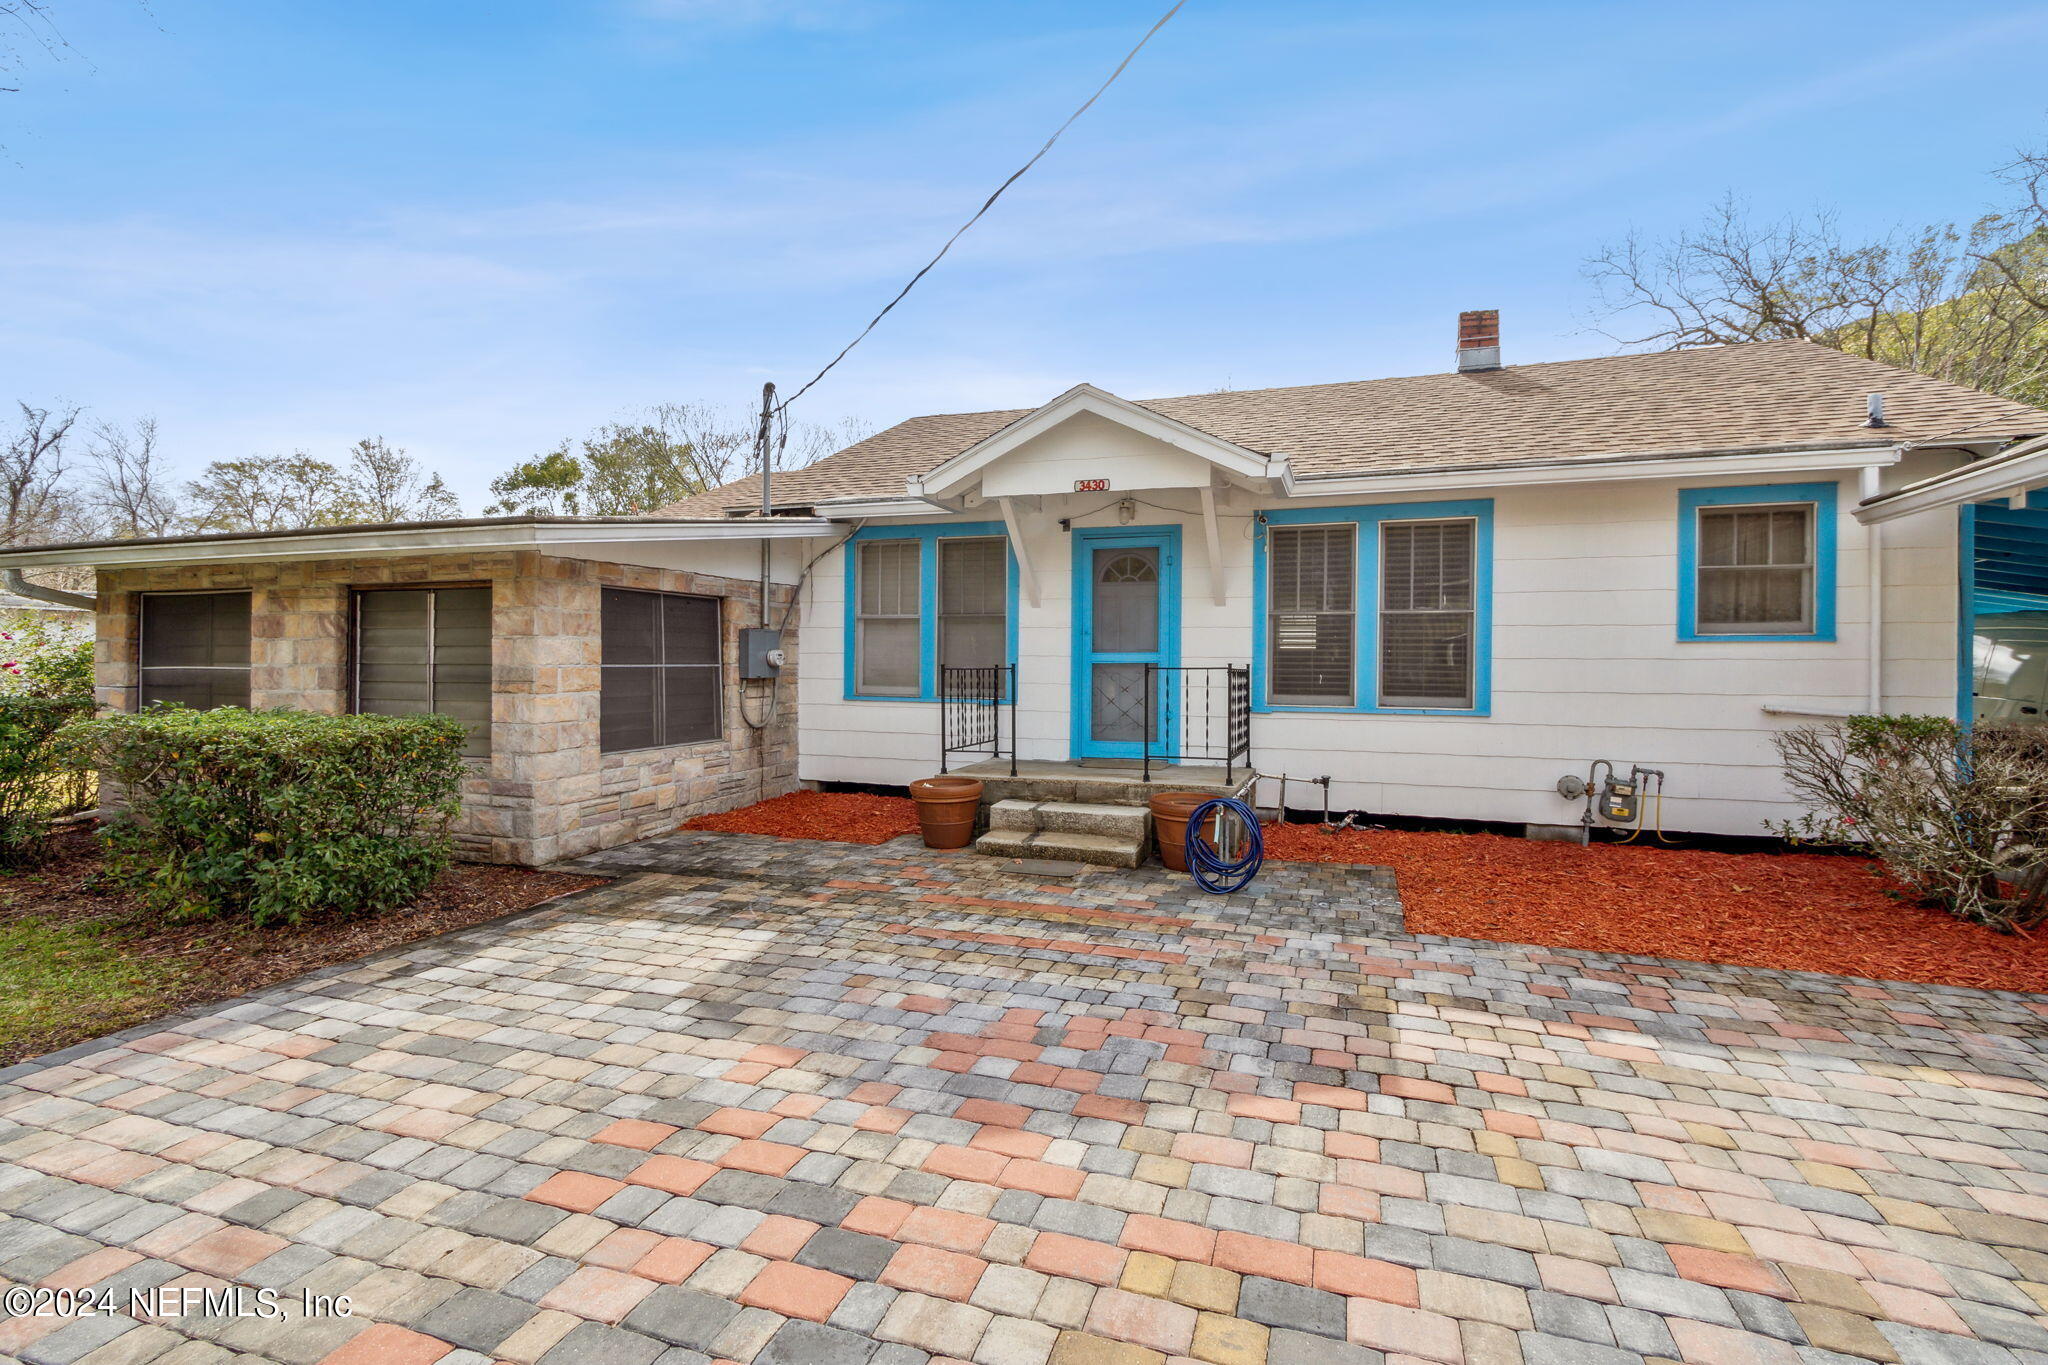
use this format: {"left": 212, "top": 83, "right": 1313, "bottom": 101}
{"left": 940, "top": 665, "right": 1016, "bottom": 775}
{"left": 1141, "top": 663, "right": 1251, "bottom": 783}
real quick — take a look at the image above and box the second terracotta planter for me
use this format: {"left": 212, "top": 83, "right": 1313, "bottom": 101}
{"left": 909, "top": 776, "right": 984, "bottom": 849}
{"left": 1148, "top": 790, "right": 1213, "bottom": 871}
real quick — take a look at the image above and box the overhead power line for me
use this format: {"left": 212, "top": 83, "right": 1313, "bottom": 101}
{"left": 774, "top": 1, "right": 1187, "bottom": 415}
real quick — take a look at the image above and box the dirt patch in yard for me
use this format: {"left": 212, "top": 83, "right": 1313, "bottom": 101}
{"left": 0, "top": 828, "right": 606, "bottom": 1065}
{"left": 681, "top": 789, "right": 920, "bottom": 845}
{"left": 1265, "top": 823, "right": 2048, "bottom": 995}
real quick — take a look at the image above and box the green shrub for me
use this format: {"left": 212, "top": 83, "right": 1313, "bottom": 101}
{"left": 1773, "top": 714, "right": 2048, "bottom": 931}
{"left": 0, "top": 616, "right": 94, "bottom": 700}
{"left": 70, "top": 707, "right": 469, "bottom": 924}
{"left": 0, "top": 695, "right": 94, "bottom": 867}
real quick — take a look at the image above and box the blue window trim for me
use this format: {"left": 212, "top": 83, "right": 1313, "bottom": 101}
{"left": 1676, "top": 482, "right": 1837, "bottom": 643}
{"left": 1069, "top": 524, "right": 1183, "bottom": 761}
{"left": 1251, "top": 498, "right": 1494, "bottom": 716}
{"left": 842, "top": 521, "right": 1018, "bottom": 701}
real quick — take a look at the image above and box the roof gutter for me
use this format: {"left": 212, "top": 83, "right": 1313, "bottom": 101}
{"left": 1279, "top": 442, "right": 1902, "bottom": 498}
{"left": 0, "top": 515, "right": 837, "bottom": 571}
{"left": 1855, "top": 432, "right": 2048, "bottom": 524}
{"left": 1, "top": 568, "right": 94, "bottom": 610}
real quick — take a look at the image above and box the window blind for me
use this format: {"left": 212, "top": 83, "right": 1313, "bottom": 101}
{"left": 856, "top": 539, "right": 921, "bottom": 694}
{"left": 1268, "top": 524, "right": 1355, "bottom": 704}
{"left": 939, "top": 536, "right": 1007, "bottom": 671}
{"left": 138, "top": 592, "right": 251, "bottom": 710}
{"left": 354, "top": 587, "right": 492, "bottom": 757}
{"left": 1379, "top": 519, "right": 1474, "bottom": 708}
{"left": 600, "top": 587, "right": 722, "bottom": 752}
{"left": 1696, "top": 505, "right": 1813, "bottom": 634}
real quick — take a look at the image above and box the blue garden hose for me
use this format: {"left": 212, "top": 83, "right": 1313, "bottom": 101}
{"left": 1185, "top": 797, "right": 1264, "bottom": 894}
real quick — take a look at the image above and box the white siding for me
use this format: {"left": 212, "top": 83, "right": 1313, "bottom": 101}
{"left": 797, "top": 454, "right": 1965, "bottom": 838}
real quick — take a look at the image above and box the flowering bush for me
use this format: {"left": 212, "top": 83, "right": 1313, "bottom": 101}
{"left": 0, "top": 615, "right": 94, "bottom": 701}
{"left": 68, "top": 707, "right": 469, "bottom": 924}
{"left": 1773, "top": 715, "right": 2048, "bottom": 931}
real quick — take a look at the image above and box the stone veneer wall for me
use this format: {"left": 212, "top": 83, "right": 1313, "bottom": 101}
{"left": 93, "top": 549, "right": 798, "bottom": 866}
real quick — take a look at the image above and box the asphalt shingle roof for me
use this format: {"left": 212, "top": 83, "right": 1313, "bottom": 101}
{"left": 659, "top": 340, "right": 2048, "bottom": 515}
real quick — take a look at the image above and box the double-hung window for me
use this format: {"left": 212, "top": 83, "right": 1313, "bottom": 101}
{"left": 138, "top": 592, "right": 251, "bottom": 710}
{"left": 1258, "top": 501, "right": 1491, "bottom": 713}
{"left": 1379, "top": 520, "right": 1476, "bottom": 709}
{"left": 1268, "top": 525, "right": 1356, "bottom": 705}
{"left": 352, "top": 587, "right": 493, "bottom": 757}
{"left": 855, "top": 540, "right": 921, "bottom": 696}
{"left": 600, "top": 588, "right": 722, "bottom": 752}
{"left": 1678, "top": 483, "right": 1836, "bottom": 641}
{"left": 847, "top": 525, "right": 1012, "bottom": 699}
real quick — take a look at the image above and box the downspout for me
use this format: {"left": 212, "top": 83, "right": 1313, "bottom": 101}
{"left": 1861, "top": 462, "right": 1885, "bottom": 714}
{"left": 2, "top": 568, "right": 94, "bottom": 611}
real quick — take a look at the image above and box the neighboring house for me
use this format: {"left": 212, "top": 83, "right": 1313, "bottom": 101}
{"left": 5, "top": 315, "right": 2047, "bottom": 861}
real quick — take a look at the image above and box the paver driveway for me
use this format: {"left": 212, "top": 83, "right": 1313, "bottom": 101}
{"left": 3, "top": 832, "right": 2048, "bottom": 1365}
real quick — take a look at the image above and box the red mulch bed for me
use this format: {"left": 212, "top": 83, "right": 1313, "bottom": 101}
{"left": 681, "top": 790, "right": 920, "bottom": 845}
{"left": 1264, "top": 823, "right": 2048, "bottom": 994}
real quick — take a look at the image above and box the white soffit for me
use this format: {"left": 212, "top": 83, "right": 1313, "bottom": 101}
{"left": 1856, "top": 434, "right": 2048, "bottom": 524}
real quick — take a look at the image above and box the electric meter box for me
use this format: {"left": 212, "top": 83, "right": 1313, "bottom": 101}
{"left": 740, "top": 628, "right": 784, "bottom": 680}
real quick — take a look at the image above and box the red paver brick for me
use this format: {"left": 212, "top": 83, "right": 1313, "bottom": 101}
{"left": 1215, "top": 1231, "right": 1313, "bottom": 1285}
{"left": 593, "top": 1119, "right": 680, "bottom": 1150}
{"left": 1172, "top": 1133, "right": 1255, "bottom": 1168}
{"left": 854, "top": 1107, "right": 913, "bottom": 1133}
{"left": 317, "top": 1323, "right": 454, "bottom": 1365}
{"left": 719, "top": 1140, "right": 807, "bottom": 1176}
{"left": 970, "top": 1125, "right": 1051, "bottom": 1159}
{"left": 1667, "top": 1245, "right": 1794, "bottom": 1299}
{"left": 899, "top": 995, "right": 951, "bottom": 1013}
{"left": 700, "top": 1107, "right": 780, "bottom": 1138}
{"left": 540, "top": 1265, "right": 659, "bottom": 1323}
{"left": 738, "top": 1260, "right": 855, "bottom": 1320}
{"left": 1227, "top": 1095, "right": 1301, "bottom": 1123}
{"left": 528, "top": 1171, "right": 629, "bottom": 1213}
{"left": 956, "top": 1098, "right": 1032, "bottom": 1127}
{"left": 1380, "top": 1076, "right": 1456, "bottom": 1104}
{"left": 634, "top": 1238, "right": 717, "bottom": 1284}
{"left": 584, "top": 1228, "right": 665, "bottom": 1270}
{"left": 997, "top": 1158, "right": 1087, "bottom": 1200}
{"left": 880, "top": 1243, "right": 987, "bottom": 1300}
{"left": 1314, "top": 1250, "right": 1418, "bottom": 1305}
{"left": 922, "top": 1144, "right": 1008, "bottom": 1182}
{"left": 176, "top": 1226, "right": 289, "bottom": 1277}
{"left": 628, "top": 1156, "right": 718, "bottom": 1196}
{"left": 1119, "top": 1214, "right": 1217, "bottom": 1264}
{"left": 1073, "top": 1095, "right": 1145, "bottom": 1123}
{"left": 842, "top": 1196, "right": 916, "bottom": 1239}
{"left": 1086, "top": 1286, "right": 1198, "bottom": 1354}
{"left": 742, "top": 1215, "right": 821, "bottom": 1260}
{"left": 745, "top": 1044, "right": 807, "bottom": 1067}
{"left": 1026, "top": 1231, "right": 1126, "bottom": 1286}
{"left": 40, "top": 1248, "right": 142, "bottom": 1291}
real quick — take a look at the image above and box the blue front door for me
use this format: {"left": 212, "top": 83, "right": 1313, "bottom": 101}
{"left": 1072, "top": 526, "right": 1180, "bottom": 760}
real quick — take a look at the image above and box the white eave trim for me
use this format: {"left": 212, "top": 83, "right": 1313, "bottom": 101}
{"left": 1855, "top": 433, "right": 2048, "bottom": 524}
{"left": 1281, "top": 444, "right": 1902, "bottom": 498}
{"left": 908, "top": 383, "right": 1274, "bottom": 499}
{"left": 0, "top": 517, "right": 836, "bottom": 570}
{"left": 806, "top": 496, "right": 957, "bottom": 519}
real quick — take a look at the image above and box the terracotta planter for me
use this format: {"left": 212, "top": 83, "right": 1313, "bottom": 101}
{"left": 1149, "top": 790, "right": 1213, "bottom": 871}
{"left": 910, "top": 776, "right": 984, "bottom": 849}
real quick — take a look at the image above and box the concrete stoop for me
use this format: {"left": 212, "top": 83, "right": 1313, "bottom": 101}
{"left": 974, "top": 798, "right": 1151, "bottom": 868}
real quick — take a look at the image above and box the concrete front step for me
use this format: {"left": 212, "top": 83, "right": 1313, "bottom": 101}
{"left": 953, "top": 759, "right": 1252, "bottom": 808}
{"left": 989, "top": 799, "right": 1150, "bottom": 839}
{"left": 972, "top": 827, "right": 1148, "bottom": 868}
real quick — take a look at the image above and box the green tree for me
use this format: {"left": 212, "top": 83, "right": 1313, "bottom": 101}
{"left": 485, "top": 447, "right": 584, "bottom": 516}
{"left": 578, "top": 422, "right": 705, "bottom": 516}
{"left": 183, "top": 454, "right": 363, "bottom": 533}
{"left": 345, "top": 437, "right": 461, "bottom": 522}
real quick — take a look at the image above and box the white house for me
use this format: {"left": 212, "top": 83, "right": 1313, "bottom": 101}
{"left": 5, "top": 316, "right": 2045, "bottom": 863}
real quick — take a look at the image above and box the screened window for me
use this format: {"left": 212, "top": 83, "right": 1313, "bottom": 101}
{"left": 1695, "top": 503, "right": 1814, "bottom": 635}
{"left": 600, "top": 588, "right": 721, "bottom": 752}
{"left": 138, "top": 592, "right": 250, "bottom": 710}
{"left": 1267, "top": 524, "right": 1355, "bottom": 705}
{"left": 353, "top": 587, "right": 492, "bottom": 757}
{"left": 856, "top": 539, "right": 921, "bottom": 695}
{"left": 1379, "top": 519, "right": 1475, "bottom": 709}
{"left": 939, "top": 537, "right": 1008, "bottom": 671}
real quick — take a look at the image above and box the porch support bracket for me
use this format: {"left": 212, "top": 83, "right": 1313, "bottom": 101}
{"left": 999, "top": 497, "right": 1040, "bottom": 607}
{"left": 1200, "top": 485, "right": 1227, "bottom": 605}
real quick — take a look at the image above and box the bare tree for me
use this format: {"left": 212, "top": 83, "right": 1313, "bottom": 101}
{"left": 344, "top": 436, "right": 461, "bottom": 522}
{"left": 1, "top": 401, "right": 81, "bottom": 545}
{"left": 82, "top": 415, "right": 180, "bottom": 538}
{"left": 1586, "top": 163, "right": 2048, "bottom": 405}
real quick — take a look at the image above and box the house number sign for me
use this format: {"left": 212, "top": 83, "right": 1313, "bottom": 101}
{"left": 1074, "top": 478, "right": 1111, "bottom": 492}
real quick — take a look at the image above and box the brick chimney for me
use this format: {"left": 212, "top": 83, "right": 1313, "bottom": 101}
{"left": 1456, "top": 309, "right": 1500, "bottom": 373}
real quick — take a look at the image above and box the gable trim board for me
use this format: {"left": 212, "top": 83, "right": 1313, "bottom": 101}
{"left": 1675, "top": 482, "right": 1840, "bottom": 644}
{"left": 840, "top": 521, "right": 1019, "bottom": 703}
{"left": 1251, "top": 499, "right": 1495, "bottom": 717}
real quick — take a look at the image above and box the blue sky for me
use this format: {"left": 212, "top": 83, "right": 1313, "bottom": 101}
{"left": 4, "top": 0, "right": 2047, "bottom": 507}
